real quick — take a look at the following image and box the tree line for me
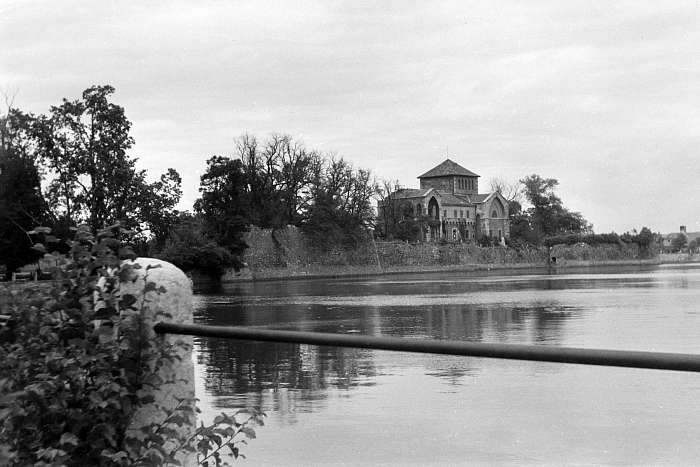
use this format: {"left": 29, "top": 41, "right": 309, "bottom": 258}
{"left": 166, "top": 134, "right": 379, "bottom": 275}
{"left": 0, "top": 85, "right": 379, "bottom": 277}
{"left": 1, "top": 84, "right": 662, "bottom": 277}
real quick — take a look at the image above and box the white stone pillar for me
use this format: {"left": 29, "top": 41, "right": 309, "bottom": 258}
{"left": 122, "top": 258, "right": 196, "bottom": 466}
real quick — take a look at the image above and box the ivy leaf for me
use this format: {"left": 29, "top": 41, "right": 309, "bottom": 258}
{"left": 59, "top": 433, "right": 80, "bottom": 446}
{"left": 240, "top": 427, "right": 256, "bottom": 439}
{"left": 119, "top": 294, "right": 137, "bottom": 308}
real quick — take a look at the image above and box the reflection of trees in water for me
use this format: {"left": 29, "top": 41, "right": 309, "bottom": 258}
{"left": 194, "top": 289, "right": 577, "bottom": 402}
{"left": 197, "top": 337, "right": 378, "bottom": 401}
{"left": 529, "top": 302, "right": 575, "bottom": 344}
{"left": 378, "top": 303, "right": 529, "bottom": 342}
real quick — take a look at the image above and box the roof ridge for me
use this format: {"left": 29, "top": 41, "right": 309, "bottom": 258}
{"left": 418, "top": 159, "right": 480, "bottom": 178}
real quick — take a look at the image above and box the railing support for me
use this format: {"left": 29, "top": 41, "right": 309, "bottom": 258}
{"left": 154, "top": 322, "right": 700, "bottom": 373}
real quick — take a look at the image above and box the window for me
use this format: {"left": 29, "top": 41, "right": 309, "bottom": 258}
{"left": 443, "top": 210, "right": 447, "bottom": 218}
{"left": 466, "top": 210, "right": 470, "bottom": 218}
{"left": 453, "top": 209, "right": 457, "bottom": 218}
{"left": 460, "top": 210, "right": 463, "bottom": 218}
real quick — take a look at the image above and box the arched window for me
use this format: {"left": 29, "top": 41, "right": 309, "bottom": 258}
{"left": 490, "top": 198, "right": 505, "bottom": 218}
{"left": 428, "top": 197, "right": 439, "bottom": 219}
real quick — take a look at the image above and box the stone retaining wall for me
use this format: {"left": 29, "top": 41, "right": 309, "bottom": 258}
{"left": 226, "top": 226, "right": 648, "bottom": 281}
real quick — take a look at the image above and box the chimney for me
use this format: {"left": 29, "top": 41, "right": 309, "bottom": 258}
{"left": 680, "top": 225, "right": 687, "bottom": 234}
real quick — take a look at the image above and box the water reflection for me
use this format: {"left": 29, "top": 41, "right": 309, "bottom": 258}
{"left": 192, "top": 264, "right": 700, "bottom": 465}
{"left": 193, "top": 286, "right": 579, "bottom": 402}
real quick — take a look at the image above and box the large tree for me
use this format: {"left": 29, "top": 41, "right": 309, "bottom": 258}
{"left": 234, "top": 133, "right": 320, "bottom": 228}
{"left": 193, "top": 156, "right": 250, "bottom": 259}
{"left": 302, "top": 157, "right": 378, "bottom": 248}
{"left": 518, "top": 174, "right": 591, "bottom": 244}
{"left": 37, "top": 85, "right": 181, "bottom": 235}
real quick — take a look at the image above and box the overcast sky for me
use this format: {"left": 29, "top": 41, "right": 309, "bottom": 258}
{"left": 2, "top": 1, "right": 699, "bottom": 233}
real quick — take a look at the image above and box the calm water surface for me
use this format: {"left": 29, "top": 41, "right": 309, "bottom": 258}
{"left": 193, "top": 264, "right": 700, "bottom": 465}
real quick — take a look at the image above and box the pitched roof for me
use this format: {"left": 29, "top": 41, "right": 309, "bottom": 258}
{"left": 439, "top": 193, "right": 470, "bottom": 206}
{"left": 390, "top": 188, "right": 432, "bottom": 200}
{"left": 469, "top": 193, "right": 490, "bottom": 203}
{"left": 418, "top": 159, "right": 480, "bottom": 178}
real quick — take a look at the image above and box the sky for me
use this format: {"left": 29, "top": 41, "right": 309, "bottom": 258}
{"left": 2, "top": 0, "right": 699, "bottom": 234}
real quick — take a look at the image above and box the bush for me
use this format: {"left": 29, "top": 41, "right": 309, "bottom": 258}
{"left": 0, "top": 224, "right": 263, "bottom": 465}
{"left": 156, "top": 216, "right": 242, "bottom": 277}
{"left": 544, "top": 232, "right": 622, "bottom": 248}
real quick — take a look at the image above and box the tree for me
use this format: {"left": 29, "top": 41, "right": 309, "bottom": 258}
{"left": 635, "top": 227, "right": 655, "bottom": 257}
{"left": 139, "top": 168, "right": 183, "bottom": 248}
{"left": 302, "top": 157, "right": 378, "bottom": 248}
{"left": 37, "top": 85, "right": 180, "bottom": 234}
{"left": 0, "top": 146, "right": 47, "bottom": 274}
{"left": 671, "top": 234, "right": 688, "bottom": 252}
{"left": 276, "top": 136, "right": 319, "bottom": 226}
{"left": 194, "top": 156, "right": 250, "bottom": 260}
{"left": 236, "top": 134, "right": 284, "bottom": 227}
{"left": 489, "top": 177, "right": 522, "bottom": 204}
{"left": 519, "top": 174, "right": 591, "bottom": 244}
{"left": 376, "top": 181, "right": 428, "bottom": 242}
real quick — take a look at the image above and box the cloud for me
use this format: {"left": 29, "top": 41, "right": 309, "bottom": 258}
{"left": 2, "top": 1, "right": 700, "bottom": 232}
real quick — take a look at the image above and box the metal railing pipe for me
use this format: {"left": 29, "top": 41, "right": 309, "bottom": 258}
{"left": 154, "top": 322, "right": 700, "bottom": 373}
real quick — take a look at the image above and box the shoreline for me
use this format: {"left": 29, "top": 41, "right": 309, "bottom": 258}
{"left": 206, "top": 257, "right": 690, "bottom": 285}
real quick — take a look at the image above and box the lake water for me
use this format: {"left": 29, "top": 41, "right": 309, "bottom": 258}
{"left": 192, "top": 264, "right": 700, "bottom": 465}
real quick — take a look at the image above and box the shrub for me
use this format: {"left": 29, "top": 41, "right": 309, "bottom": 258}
{"left": 156, "top": 216, "right": 242, "bottom": 277}
{"left": 0, "top": 224, "right": 263, "bottom": 465}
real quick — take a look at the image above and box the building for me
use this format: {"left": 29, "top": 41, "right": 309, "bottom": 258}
{"left": 379, "top": 159, "right": 510, "bottom": 242}
{"left": 663, "top": 225, "right": 700, "bottom": 252}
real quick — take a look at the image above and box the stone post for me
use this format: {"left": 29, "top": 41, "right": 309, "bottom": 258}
{"left": 122, "top": 258, "right": 196, "bottom": 466}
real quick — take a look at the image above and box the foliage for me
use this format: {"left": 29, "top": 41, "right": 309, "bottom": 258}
{"left": 0, "top": 146, "right": 48, "bottom": 274}
{"left": 193, "top": 157, "right": 250, "bottom": 260}
{"left": 157, "top": 214, "right": 240, "bottom": 276}
{"left": 11, "top": 85, "right": 183, "bottom": 236}
{"left": 543, "top": 232, "right": 621, "bottom": 247}
{"left": 0, "top": 224, "right": 262, "bottom": 465}
{"left": 375, "top": 185, "right": 425, "bottom": 242}
{"left": 620, "top": 227, "right": 656, "bottom": 258}
{"left": 688, "top": 237, "right": 700, "bottom": 253}
{"left": 516, "top": 174, "right": 591, "bottom": 245}
{"left": 671, "top": 234, "right": 688, "bottom": 252}
{"left": 195, "top": 140, "right": 378, "bottom": 256}
{"left": 302, "top": 158, "right": 378, "bottom": 249}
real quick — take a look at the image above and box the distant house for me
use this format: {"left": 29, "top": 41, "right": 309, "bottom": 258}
{"left": 663, "top": 225, "right": 700, "bottom": 252}
{"left": 379, "top": 159, "right": 510, "bottom": 243}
